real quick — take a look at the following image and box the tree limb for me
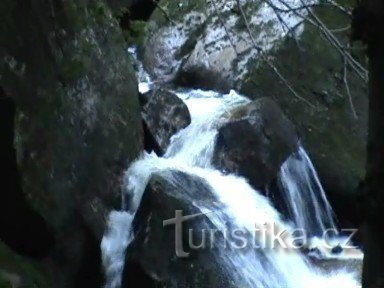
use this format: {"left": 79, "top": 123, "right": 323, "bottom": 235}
{"left": 236, "top": 0, "right": 316, "bottom": 109}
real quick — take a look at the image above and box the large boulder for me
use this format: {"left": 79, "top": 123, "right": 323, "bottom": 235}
{"left": 213, "top": 98, "right": 299, "bottom": 190}
{"left": 123, "top": 170, "right": 235, "bottom": 288}
{"left": 141, "top": 88, "right": 191, "bottom": 153}
{"left": 1, "top": 0, "right": 143, "bottom": 286}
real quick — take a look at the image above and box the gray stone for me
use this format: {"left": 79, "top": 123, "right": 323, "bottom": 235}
{"left": 142, "top": 88, "right": 191, "bottom": 153}
{"left": 213, "top": 98, "right": 299, "bottom": 189}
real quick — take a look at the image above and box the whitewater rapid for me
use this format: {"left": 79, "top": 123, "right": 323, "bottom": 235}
{"left": 101, "top": 84, "right": 361, "bottom": 287}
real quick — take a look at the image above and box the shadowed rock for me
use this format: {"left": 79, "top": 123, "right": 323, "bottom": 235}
{"left": 141, "top": 88, "right": 191, "bottom": 153}
{"left": 123, "top": 170, "right": 235, "bottom": 288}
{"left": 213, "top": 98, "right": 299, "bottom": 189}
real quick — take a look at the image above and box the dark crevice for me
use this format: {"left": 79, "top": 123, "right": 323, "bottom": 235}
{"left": 0, "top": 87, "right": 55, "bottom": 259}
{"left": 74, "top": 225, "right": 104, "bottom": 288}
{"left": 119, "top": 0, "right": 157, "bottom": 31}
{"left": 142, "top": 120, "right": 163, "bottom": 156}
{"left": 174, "top": 66, "right": 232, "bottom": 94}
{"left": 122, "top": 260, "right": 160, "bottom": 288}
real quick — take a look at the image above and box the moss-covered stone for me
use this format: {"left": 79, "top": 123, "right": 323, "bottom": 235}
{"left": 240, "top": 4, "right": 368, "bottom": 209}
{"left": 1, "top": 0, "right": 143, "bottom": 285}
{"left": 0, "top": 241, "right": 51, "bottom": 287}
{"left": 122, "top": 20, "right": 148, "bottom": 46}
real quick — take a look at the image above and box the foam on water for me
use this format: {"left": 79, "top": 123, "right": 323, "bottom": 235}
{"left": 278, "top": 147, "right": 337, "bottom": 235}
{"left": 101, "top": 48, "right": 362, "bottom": 288}
{"left": 101, "top": 211, "right": 135, "bottom": 288}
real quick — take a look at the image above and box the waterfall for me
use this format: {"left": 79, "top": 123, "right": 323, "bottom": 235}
{"left": 101, "top": 211, "right": 135, "bottom": 288}
{"left": 164, "top": 89, "right": 250, "bottom": 168}
{"left": 101, "top": 48, "right": 361, "bottom": 288}
{"left": 278, "top": 147, "right": 337, "bottom": 236}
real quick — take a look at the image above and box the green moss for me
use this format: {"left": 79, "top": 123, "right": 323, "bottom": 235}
{"left": 150, "top": 0, "right": 206, "bottom": 25}
{"left": 240, "top": 3, "right": 368, "bottom": 196}
{"left": 62, "top": 59, "right": 86, "bottom": 81}
{"left": 90, "top": 0, "right": 110, "bottom": 24}
{"left": 0, "top": 242, "right": 50, "bottom": 287}
{"left": 123, "top": 20, "right": 147, "bottom": 46}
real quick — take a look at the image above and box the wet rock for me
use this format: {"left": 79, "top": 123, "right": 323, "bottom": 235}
{"left": 174, "top": 65, "right": 232, "bottom": 94}
{"left": 123, "top": 170, "right": 235, "bottom": 288}
{"left": 213, "top": 98, "right": 299, "bottom": 189}
{"left": 331, "top": 245, "right": 343, "bottom": 255}
{"left": 141, "top": 0, "right": 303, "bottom": 89}
{"left": 141, "top": 88, "right": 191, "bottom": 153}
{"left": 311, "top": 258, "right": 363, "bottom": 280}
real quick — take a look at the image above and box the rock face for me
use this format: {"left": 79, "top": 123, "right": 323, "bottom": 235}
{"left": 213, "top": 98, "right": 299, "bottom": 189}
{"left": 141, "top": 88, "right": 191, "bottom": 153}
{"left": 123, "top": 170, "right": 235, "bottom": 288}
{"left": 142, "top": 0, "right": 368, "bottom": 225}
{"left": 0, "top": 240, "right": 50, "bottom": 288}
{"left": 1, "top": 0, "right": 143, "bottom": 286}
{"left": 141, "top": 0, "right": 288, "bottom": 88}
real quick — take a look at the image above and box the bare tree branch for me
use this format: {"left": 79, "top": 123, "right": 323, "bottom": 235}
{"left": 329, "top": 25, "right": 351, "bottom": 33}
{"left": 343, "top": 52, "right": 358, "bottom": 119}
{"left": 210, "top": 0, "right": 240, "bottom": 55}
{"left": 322, "top": 0, "right": 352, "bottom": 17}
{"left": 235, "top": 0, "right": 316, "bottom": 109}
{"left": 152, "top": 0, "right": 177, "bottom": 26}
{"left": 298, "top": 0, "right": 367, "bottom": 80}
{"left": 267, "top": 0, "right": 368, "bottom": 82}
{"left": 266, "top": 0, "right": 303, "bottom": 49}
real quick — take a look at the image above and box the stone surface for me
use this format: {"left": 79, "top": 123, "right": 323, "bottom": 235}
{"left": 123, "top": 170, "right": 235, "bottom": 288}
{"left": 141, "top": 0, "right": 290, "bottom": 87}
{"left": 213, "top": 98, "right": 299, "bottom": 189}
{"left": 1, "top": 0, "right": 143, "bottom": 286}
{"left": 141, "top": 88, "right": 191, "bottom": 153}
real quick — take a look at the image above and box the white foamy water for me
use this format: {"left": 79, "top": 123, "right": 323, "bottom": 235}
{"left": 101, "top": 48, "right": 361, "bottom": 288}
{"left": 164, "top": 89, "right": 250, "bottom": 168}
{"left": 101, "top": 211, "right": 134, "bottom": 288}
{"left": 278, "top": 146, "right": 337, "bottom": 235}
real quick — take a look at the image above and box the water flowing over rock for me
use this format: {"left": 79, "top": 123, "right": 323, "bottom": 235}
{"left": 123, "top": 170, "right": 234, "bottom": 288}
{"left": 277, "top": 147, "right": 336, "bottom": 236}
{"left": 102, "top": 85, "right": 362, "bottom": 287}
{"left": 213, "top": 97, "right": 299, "bottom": 189}
{"left": 142, "top": 0, "right": 368, "bottom": 229}
{"left": 141, "top": 88, "right": 191, "bottom": 153}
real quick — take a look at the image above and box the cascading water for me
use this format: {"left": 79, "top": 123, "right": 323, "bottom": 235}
{"left": 101, "top": 48, "right": 361, "bottom": 288}
{"left": 278, "top": 147, "right": 337, "bottom": 236}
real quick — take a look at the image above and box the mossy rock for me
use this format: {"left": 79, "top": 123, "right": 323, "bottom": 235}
{"left": 0, "top": 242, "right": 50, "bottom": 287}
{"left": 1, "top": 0, "right": 143, "bottom": 286}
{"left": 239, "top": 3, "right": 368, "bottom": 218}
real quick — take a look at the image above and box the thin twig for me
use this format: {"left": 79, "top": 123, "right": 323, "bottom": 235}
{"left": 343, "top": 53, "right": 358, "bottom": 119}
{"left": 270, "top": 0, "right": 368, "bottom": 82}
{"left": 152, "top": 0, "right": 177, "bottom": 26}
{"left": 323, "top": 0, "right": 352, "bottom": 17}
{"left": 298, "top": 0, "right": 367, "bottom": 80}
{"left": 266, "top": 0, "right": 303, "bottom": 49}
{"left": 329, "top": 25, "right": 351, "bottom": 33}
{"left": 211, "top": 0, "right": 240, "bottom": 55}
{"left": 236, "top": 0, "right": 316, "bottom": 109}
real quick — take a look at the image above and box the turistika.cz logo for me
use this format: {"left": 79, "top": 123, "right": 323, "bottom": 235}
{"left": 163, "top": 210, "right": 358, "bottom": 258}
